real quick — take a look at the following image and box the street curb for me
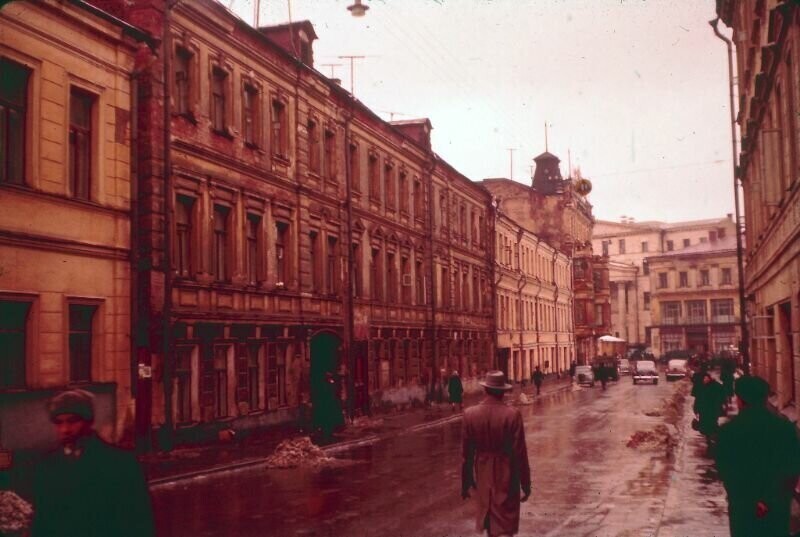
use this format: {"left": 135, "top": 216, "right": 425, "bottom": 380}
{"left": 149, "top": 380, "right": 573, "bottom": 487}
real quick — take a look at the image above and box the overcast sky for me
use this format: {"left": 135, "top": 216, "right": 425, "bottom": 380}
{"left": 230, "top": 0, "right": 735, "bottom": 223}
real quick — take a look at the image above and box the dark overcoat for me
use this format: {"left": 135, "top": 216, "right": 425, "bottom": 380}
{"left": 31, "top": 434, "right": 155, "bottom": 537}
{"left": 448, "top": 374, "right": 464, "bottom": 404}
{"left": 462, "top": 397, "right": 531, "bottom": 536}
{"left": 716, "top": 406, "right": 800, "bottom": 537}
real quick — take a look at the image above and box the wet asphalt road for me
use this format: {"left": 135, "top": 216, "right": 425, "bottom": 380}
{"left": 151, "top": 376, "right": 721, "bottom": 537}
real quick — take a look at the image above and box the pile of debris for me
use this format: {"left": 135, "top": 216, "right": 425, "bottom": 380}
{"left": 264, "top": 437, "right": 334, "bottom": 469}
{"left": 0, "top": 490, "right": 33, "bottom": 536}
{"left": 626, "top": 424, "right": 676, "bottom": 455}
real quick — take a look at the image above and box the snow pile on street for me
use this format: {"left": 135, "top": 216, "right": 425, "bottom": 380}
{"left": 626, "top": 424, "right": 674, "bottom": 451}
{"left": 0, "top": 490, "right": 33, "bottom": 535}
{"left": 264, "top": 437, "right": 335, "bottom": 469}
{"left": 350, "top": 416, "right": 384, "bottom": 429}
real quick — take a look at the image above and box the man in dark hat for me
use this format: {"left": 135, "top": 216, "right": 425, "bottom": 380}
{"left": 31, "top": 389, "right": 155, "bottom": 537}
{"left": 461, "top": 371, "right": 531, "bottom": 537}
{"left": 716, "top": 376, "right": 800, "bottom": 537}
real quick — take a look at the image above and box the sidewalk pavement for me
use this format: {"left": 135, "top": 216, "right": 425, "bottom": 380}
{"left": 144, "top": 375, "right": 573, "bottom": 486}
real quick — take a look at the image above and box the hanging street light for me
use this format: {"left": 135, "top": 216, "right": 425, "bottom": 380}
{"left": 347, "top": 0, "right": 369, "bottom": 17}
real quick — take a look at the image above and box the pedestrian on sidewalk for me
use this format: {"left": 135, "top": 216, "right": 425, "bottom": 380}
{"left": 448, "top": 370, "right": 464, "bottom": 412}
{"left": 532, "top": 366, "right": 544, "bottom": 396}
{"left": 31, "top": 389, "right": 155, "bottom": 537}
{"left": 569, "top": 361, "right": 577, "bottom": 384}
{"left": 461, "top": 371, "right": 531, "bottom": 537}
{"left": 693, "top": 372, "right": 726, "bottom": 442}
{"left": 716, "top": 376, "right": 800, "bottom": 537}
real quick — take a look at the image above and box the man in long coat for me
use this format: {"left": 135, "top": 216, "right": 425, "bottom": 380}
{"left": 31, "top": 389, "right": 154, "bottom": 537}
{"left": 716, "top": 376, "right": 800, "bottom": 537}
{"left": 461, "top": 371, "right": 531, "bottom": 537}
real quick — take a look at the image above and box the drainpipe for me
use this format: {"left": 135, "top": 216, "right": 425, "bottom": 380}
{"left": 343, "top": 100, "right": 356, "bottom": 420}
{"left": 516, "top": 229, "right": 525, "bottom": 381}
{"left": 425, "top": 157, "right": 438, "bottom": 397}
{"left": 710, "top": 17, "right": 750, "bottom": 374}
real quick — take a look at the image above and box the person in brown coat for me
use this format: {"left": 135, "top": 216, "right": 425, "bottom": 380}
{"left": 461, "top": 370, "right": 531, "bottom": 537}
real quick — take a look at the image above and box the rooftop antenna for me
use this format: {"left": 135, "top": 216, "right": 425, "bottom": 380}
{"left": 507, "top": 148, "right": 516, "bottom": 180}
{"left": 568, "top": 149, "right": 572, "bottom": 178}
{"left": 320, "top": 63, "right": 343, "bottom": 79}
{"left": 544, "top": 122, "right": 549, "bottom": 152}
{"left": 254, "top": 0, "right": 261, "bottom": 27}
{"left": 338, "top": 55, "right": 366, "bottom": 95}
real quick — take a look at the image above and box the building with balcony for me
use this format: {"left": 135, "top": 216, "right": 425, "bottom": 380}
{"left": 494, "top": 212, "right": 574, "bottom": 382}
{"left": 0, "top": 0, "right": 151, "bottom": 450}
{"left": 647, "top": 236, "right": 741, "bottom": 356}
{"left": 716, "top": 0, "right": 799, "bottom": 418}
{"left": 593, "top": 216, "right": 737, "bottom": 350}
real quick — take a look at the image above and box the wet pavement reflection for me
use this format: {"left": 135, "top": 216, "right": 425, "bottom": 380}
{"left": 152, "top": 378, "right": 729, "bottom": 537}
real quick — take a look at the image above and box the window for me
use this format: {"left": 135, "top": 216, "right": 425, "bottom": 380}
{"left": 439, "top": 193, "right": 447, "bottom": 230}
{"left": 399, "top": 171, "right": 409, "bottom": 213}
{"left": 175, "top": 346, "right": 194, "bottom": 423}
{"left": 352, "top": 242, "right": 362, "bottom": 298}
{"left": 453, "top": 268, "right": 461, "bottom": 310}
{"left": 271, "top": 98, "right": 288, "bottom": 158}
{"left": 679, "top": 271, "right": 688, "bottom": 288}
{"left": 594, "top": 304, "right": 603, "bottom": 326}
{"left": 687, "top": 300, "right": 706, "bottom": 323}
{"left": 666, "top": 240, "right": 674, "bottom": 251}
{"left": 246, "top": 214, "right": 262, "bottom": 285}
{"left": 478, "top": 215, "right": 484, "bottom": 246}
{"left": 309, "top": 231, "right": 321, "bottom": 292}
{"left": 413, "top": 180, "right": 423, "bottom": 220}
{"left": 661, "top": 302, "right": 681, "bottom": 324}
{"left": 440, "top": 266, "right": 450, "bottom": 307}
{"left": 699, "top": 236, "right": 708, "bottom": 244}
{"left": 211, "top": 68, "right": 227, "bottom": 133}
{"left": 683, "top": 238, "right": 690, "bottom": 248}
{"left": 275, "top": 221, "right": 289, "bottom": 286}
{"left": 175, "top": 195, "right": 195, "bottom": 277}
{"left": 349, "top": 142, "right": 360, "bottom": 193}
{"left": 0, "top": 300, "right": 29, "bottom": 389}
{"left": 247, "top": 344, "right": 261, "bottom": 411}
{"left": 324, "top": 128, "right": 336, "bottom": 182}
{"left": 415, "top": 259, "right": 425, "bottom": 305}
{"left": 307, "top": 119, "right": 320, "bottom": 174}
{"left": 472, "top": 272, "right": 479, "bottom": 311}
{"left": 69, "top": 304, "right": 97, "bottom": 383}
{"left": 718, "top": 227, "right": 726, "bottom": 239}
{"left": 69, "top": 89, "right": 94, "bottom": 200}
{"left": 462, "top": 271, "right": 469, "bottom": 310}
{"left": 385, "top": 162, "right": 395, "bottom": 209}
{"left": 601, "top": 240, "right": 609, "bottom": 256}
{"left": 369, "top": 153, "right": 380, "bottom": 201}
{"left": 709, "top": 230, "right": 717, "bottom": 242}
{"left": 327, "top": 236, "right": 339, "bottom": 294}
{"left": 213, "top": 345, "right": 230, "bottom": 418}
{"left": 642, "top": 260, "right": 649, "bottom": 275}
{"left": 641, "top": 241, "right": 648, "bottom": 253}
{"left": 711, "top": 299, "right": 735, "bottom": 322}
{"left": 592, "top": 270, "right": 602, "bottom": 289}
{"left": 459, "top": 205, "right": 467, "bottom": 241}
{"left": 657, "top": 272, "right": 668, "bottom": 289}
{"left": 721, "top": 267, "right": 732, "bottom": 285}
{"left": 618, "top": 239, "right": 626, "bottom": 254}
{"left": 266, "top": 343, "right": 287, "bottom": 409}
{"left": 371, "top": 247, "right": 383, "bottom": 301}
{"left": 212, "top": 205, "right": 229, "bottom": 282}
{"left": 174, "top": 47, "right": 191, "bottom": 116}
{"left": 243, "top": 84, "right": 259, "bottom": 146}
{"left": 643, "top": 292, "right": 651, "bottom": 310}
{"left": 700, "top": 269, "right": 710, "bottom": 286}
{"left": 387, "top": 252, "right": 397, "bottom": 302}
{"left": 0, "top": 58, "right": 30, "bottom": 185}
{"left": 401, "top": 256, "right": 411, "bottom": 304}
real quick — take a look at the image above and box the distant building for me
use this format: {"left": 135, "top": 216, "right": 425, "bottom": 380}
{"left": 716, "top": 0, "right": 799, "bottom": 416}
{"left": 592, "top": 216, "right": 737, "bottom": 353}
{"left": 482, "top": 152, "right": 610, "bottom": 364}
{"left": 0, "top": 0, "right": 151, "bottom": 449}
{"left": 647, "top": 237, "right": 742, "bottom": 356}
{"left": 494, "top": 212, "right": 574, "bottom": 381}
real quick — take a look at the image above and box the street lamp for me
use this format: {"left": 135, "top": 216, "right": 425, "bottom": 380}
{"left": 347, "top": 0, "right": 369, "bottom": 17}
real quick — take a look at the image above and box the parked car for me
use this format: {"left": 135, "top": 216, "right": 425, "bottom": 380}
{"left": 618, "top": 358, "right": 632, "bottom": 375}
{"left": 633, "top": 360, "right": 659, "bottom": 385}
{"left": 575, "top": 365, "right": 595, "bottom": 386}
{"left": 666, "top": 359, "right": 688, "bottom": 381}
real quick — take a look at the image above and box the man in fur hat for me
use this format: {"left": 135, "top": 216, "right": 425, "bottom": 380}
{"left": 461, "top": 371, "right": 531, "bottom": 537}
{"left": 31, "top": 389, "right": 155, "bottom": 537}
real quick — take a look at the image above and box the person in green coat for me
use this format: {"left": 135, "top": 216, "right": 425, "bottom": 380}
{"left": 31, "top": 389, "right": 155, "bottom": 537}
{"left": 716, "top": 376, "right": 800, "bottom": 537}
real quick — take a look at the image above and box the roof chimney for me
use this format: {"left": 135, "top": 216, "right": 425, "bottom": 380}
{"left": 390, "top": 118, "right": 433, "bottom": 151}
{"left": 258, "top": 21, "right": 318, "bottom": 67}
{"left": 727, "top": 213, "right": 733, "bottom": 221}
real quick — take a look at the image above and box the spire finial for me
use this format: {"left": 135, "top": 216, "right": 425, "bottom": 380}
{"left": 544, "top": 121, "right": 549, "bottom": 152}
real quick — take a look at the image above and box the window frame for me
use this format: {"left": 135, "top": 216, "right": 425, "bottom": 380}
{"left": 0, "top": 58, "right": 31, "bottom": 186}
{"left": 68, "top": 301, "right": 100, "bottom": 384}
{"left": 212, "top": 204, "right": 231, "bottom": 283}
{"left": 242, "top": 81, "right": 261, "bottom": 148}
{"left": 0, "top": 298, "right": 32, "bottom": 390}
{"left": 68, "top": 87, "right": 95, "bottom": 201}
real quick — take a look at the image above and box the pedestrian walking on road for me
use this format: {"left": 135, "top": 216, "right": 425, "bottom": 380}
{"left": 532, "top": 366, "right": 544, "bottom": 396}
{"left": 598, "top": 363, "right": 609, "bottom": 391}
{"left": 461, "top": 371, "right": 531, "bottom": 537}
{"left": 31, "top": 389, "right": 155, "bottom": 537}
{"left": 569, "top": 361, "right": 576, "bottom": 383}
{"left": 448, "top": 370, "right": 464, "bottom": 411}
{"left": 716, "top": 376, "right": 800, "bottom": 537}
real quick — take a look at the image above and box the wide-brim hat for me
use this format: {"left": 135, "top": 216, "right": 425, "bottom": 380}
{"left": 479, "top": 370, "right": 512, "bottom": 391}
